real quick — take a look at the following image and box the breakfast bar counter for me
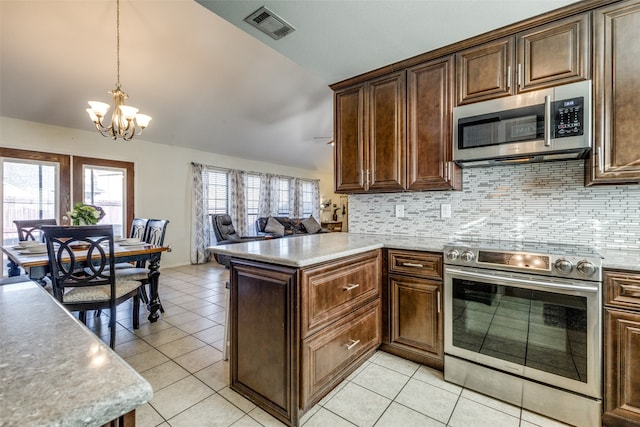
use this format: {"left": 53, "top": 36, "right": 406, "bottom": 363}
{"left": 0, "top": 280, "right": 153, "bottom": 427}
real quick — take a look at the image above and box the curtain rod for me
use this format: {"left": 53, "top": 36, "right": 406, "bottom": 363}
{"left": 190, "top": 161, "right": 320, "bottom": 183}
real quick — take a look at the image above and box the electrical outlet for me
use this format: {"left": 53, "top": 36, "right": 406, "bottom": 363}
{"left": 441, "top": 203, "right": 451, "bottom": 218}
{"left": 395, "top": 204, "right": 405, "bottom": 218}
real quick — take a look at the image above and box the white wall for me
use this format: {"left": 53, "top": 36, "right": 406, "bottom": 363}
{"left": 0, "top": 117, "right": 336, "bottom": 267}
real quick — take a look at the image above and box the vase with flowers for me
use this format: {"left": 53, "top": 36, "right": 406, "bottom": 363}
{"left": 67, "top": 202, "right": 106, "bottom": 226}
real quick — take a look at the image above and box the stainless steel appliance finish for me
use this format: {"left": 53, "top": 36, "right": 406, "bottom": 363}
{"left": 453, "top": 80, "right": 592, "bottom": 167}
{"left": 443, "top": 239, "right": 602, "bottom": 427}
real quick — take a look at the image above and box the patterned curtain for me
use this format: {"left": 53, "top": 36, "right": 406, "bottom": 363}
{"left": 257, "top": 173, "right": 270, "bottom": 218}
{"left": 289, "top": 178, "right": 304, "bottom": 218}
{"left": 268, "top": 175, "right": 280, "bottom": 216}
{"left": 190, "top": 163, "right": 210, "bottom": 264}
{"left": 228, "top": 169, "right": 247, "bottom": 236}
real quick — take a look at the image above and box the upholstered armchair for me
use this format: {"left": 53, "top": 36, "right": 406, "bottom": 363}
{"left": 211, "top": 214, "right": 265, "bottom": 267}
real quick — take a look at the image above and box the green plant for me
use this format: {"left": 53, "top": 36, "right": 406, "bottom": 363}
{"left": 67, "top": 202, "right": 105, "bottom": 226}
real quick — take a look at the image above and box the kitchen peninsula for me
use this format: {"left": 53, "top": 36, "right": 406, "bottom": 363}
{"left": 0, "top": 280, "right": 153, "bottom": 427}
{"left": 211, "top": 232, "right": 640, "bottom": 427}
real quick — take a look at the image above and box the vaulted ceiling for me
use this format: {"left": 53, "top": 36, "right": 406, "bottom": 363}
{"left": 0, "top": 0, "right": 577, "bottom": 171}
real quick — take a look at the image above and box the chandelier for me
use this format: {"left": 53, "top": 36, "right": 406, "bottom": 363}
{"left": 86, "top": 0, "right": 151, "bottom": 141}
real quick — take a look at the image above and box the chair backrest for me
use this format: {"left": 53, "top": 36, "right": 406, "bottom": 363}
{"left": 212, "top": 214, "right": 240, "bottom": 242}
{"left": 14, "top": 219, "right": 57, "bottom": 242}
{"left": 41, "top": 225, "right": 116, "bottom": 303}
{"left": 143, "top": 219, "right": 169, "bottom": 246}
{"left": 130, "top": 218, "right": 148, "bottom": 240}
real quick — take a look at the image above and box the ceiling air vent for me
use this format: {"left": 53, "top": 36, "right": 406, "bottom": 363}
{"left": 244, "top": 6, "right": 295, "bottom": 40}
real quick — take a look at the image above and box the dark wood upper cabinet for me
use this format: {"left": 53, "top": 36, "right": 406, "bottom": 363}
{"left": 334, "top": 84, "right": 367, "bottom": 193}
{"left": 334, "top": 71, "right": 406, "bottom": 193}
{"left": 518, "top": 13, "right": 591, "bottom": 92}
{"left": 456, "top": 37, "right": 514, "bottom": 105}
{"left": 587, "top": 0, "right": 640, "bottom": 185}
{"left": 407, "top": 55, "right": 461, "bottom": 191}
{"left": 456, "top": 13, "right": 590, "bottom": 105}
{"left": 367, "top": 72, "right": 406, "bottom": 192}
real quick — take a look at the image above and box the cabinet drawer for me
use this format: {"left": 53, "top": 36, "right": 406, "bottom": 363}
{"left": 605, "top": 270, "right": 640, "bottom": 310}
{"left": 301, "top": 299, "right": 381, "bottom": 407}
{"left": 388, "top": 249, "right": 442, "bottom": 279}
{"left": 301, "top": 250, "right": 380, "bottom": 337}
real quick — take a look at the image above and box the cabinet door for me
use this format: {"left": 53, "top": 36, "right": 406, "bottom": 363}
{"left": 230, "top": 260, "right": 298, "bottom": 426}
{"left": 367, "top": 71, "right": 406, "bottom": 192}
{"left": 604, "top": 308, "right": 640, "bottom": 425}
{"left": 388, "top": 275, "right": 443, "bottom": 368}
{"left": 517, "top": 13, "right": 590, "bottom": 92}
{"left": 456, "top": 36, "right": 514, "bottom": 105}
{"left": 407, "top": 56, "right": 461, "bottom": 190}
{"left": 334, "top": 84, "right": 367, "bottom": 193}
{"left": 588, "top": 0, "right": 640, "bottom": 185}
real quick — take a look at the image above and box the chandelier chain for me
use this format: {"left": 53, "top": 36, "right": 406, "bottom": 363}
{"left": 116, "top": 0, "right": 120, "bottom": 88}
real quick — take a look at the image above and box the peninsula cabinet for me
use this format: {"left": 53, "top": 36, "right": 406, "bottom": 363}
{"left": 382, "top": 249, "right": 444, "bottom": 369}
{"left": 334, "top": 71, "right": 406, "bottom": 193}
{"left": 230, "top": 250, "right": 381, "bottom": 426}
{"left": 586, "top": 0, "right": 640, "bottom": 185}
{"left": 603, "top": 270, "right": 640, "bottom": 426}
{"left": 407, "top": 55, "right": 462, "bottom": 191}
{"left": 456, "top": 13, "right": 590, "bottom": 105}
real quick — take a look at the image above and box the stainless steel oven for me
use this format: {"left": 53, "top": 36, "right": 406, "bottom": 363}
{"left": 443, "top": 240, "right": 602, "bottom": 427}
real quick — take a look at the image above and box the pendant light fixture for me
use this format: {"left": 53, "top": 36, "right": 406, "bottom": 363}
{"left": 86, "top": 0, "right": 151, "bottom": 141}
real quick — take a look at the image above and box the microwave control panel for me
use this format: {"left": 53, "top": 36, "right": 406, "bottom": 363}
{"left": 553, "top": 96, "right": 584, "bottom": 138}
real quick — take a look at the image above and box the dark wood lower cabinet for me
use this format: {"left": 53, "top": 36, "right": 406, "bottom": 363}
{"left": 604, "top": 270, "right": 640, "bottom": 426}
{"left": 230, "top": 251, "right": 381, "bottom": 426}
{"left": 231, "top": 260, "right": 299, "bottom": 426}
{"left": 382, "top": 275, "right": 443, "bottom": 369}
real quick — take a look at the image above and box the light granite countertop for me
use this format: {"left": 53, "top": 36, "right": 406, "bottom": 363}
{"left": 0, "top": 281, "right": 153, "bottom": 427}
{"left": 210, "top": 232, "right": 640, "bottom": 271}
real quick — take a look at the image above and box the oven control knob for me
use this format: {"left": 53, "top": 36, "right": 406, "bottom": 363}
{"left": 446, "top": 250, "right": 460, "bottom": 261}
{"left": 577, "top": 261, "right": 597, "bottom": 277}
{"left": 554, "top": 259, "right": 573, "bottom": 274}
{"left": 461, "top": 251, "right": 475, "bottom": 263}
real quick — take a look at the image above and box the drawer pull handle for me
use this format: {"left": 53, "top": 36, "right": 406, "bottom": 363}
{"left": 402, "top": 262, "right": 424, "bottom": 268}
{"left": 344, "top": 284, "right": 360, "bottom": 291}
{"left": 345, "top": 339, "right": 360, "bottom": 350}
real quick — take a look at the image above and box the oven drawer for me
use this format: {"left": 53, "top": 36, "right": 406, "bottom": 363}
{"left": 604, "top": 270, "right": 640, "bottom": 310}
{"left": 300, "top": 299, "right": 381, "bottom": 407}
{"left": 301, "top": 250, "right": 380, "bottom": 337}
{"left": 388, "top": 249, "right": 442, "bottom": 279}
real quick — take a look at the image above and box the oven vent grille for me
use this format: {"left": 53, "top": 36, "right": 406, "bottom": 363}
{"left": 244, "top": 6, "right": 296, "bottom": 40}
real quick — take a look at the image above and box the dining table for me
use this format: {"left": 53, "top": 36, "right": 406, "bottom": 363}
{"left": 1, "top": 241, "right": 169, "bottom": 322}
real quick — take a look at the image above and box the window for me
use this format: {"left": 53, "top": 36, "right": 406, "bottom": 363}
{"left": 301, "top": 180, "right": 315, "bottom": 217}
{"left": 276, "top": 178, "right": 290, "bottom": 216}
{"left": 1, "top": 148, "right": 70, "bottom": 246}
{"left": 245, "top": 174, "right": 261, "bottom": 235}
{"left": 205, "top": 169, "right": 229, "bottom": 215}
{"left": 73, "top": 156, "right": 134, "bottom": 237}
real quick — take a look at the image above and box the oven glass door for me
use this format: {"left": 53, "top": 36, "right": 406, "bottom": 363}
{"left": 444, "top": 267, "right": 601, "bottom": 398}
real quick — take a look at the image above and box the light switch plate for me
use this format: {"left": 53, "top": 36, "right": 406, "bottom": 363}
{"left": 441, "top": 203, "right": 451, "bottom": 218}
{"left": 395, "top": 204, "right": 405, "bottom": 218}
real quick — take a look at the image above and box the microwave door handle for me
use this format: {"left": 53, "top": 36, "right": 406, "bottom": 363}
{"left": 544, "top": 95, "right": 552, "bottom": 147}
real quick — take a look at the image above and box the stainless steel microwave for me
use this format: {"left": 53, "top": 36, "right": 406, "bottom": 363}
{"left": 453, "top": 80, "right": 592, "bottom": 167}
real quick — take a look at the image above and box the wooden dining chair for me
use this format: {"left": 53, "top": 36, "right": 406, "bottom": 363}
{"left": 41, "top": 224, "right": 143, "bottom": 349}
{"left": 112, "top": 219, "right": 170, "bottom": 312}
{"left": 14, "top": 219, "right": 57, "bottom": 242}
{"left": 113, "top": 217, "right": 148, "bottom": 270}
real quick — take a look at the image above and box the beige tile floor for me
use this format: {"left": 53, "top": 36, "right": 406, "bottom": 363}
{"left": 81, "top": 263, "right": 572, "bottom": 427}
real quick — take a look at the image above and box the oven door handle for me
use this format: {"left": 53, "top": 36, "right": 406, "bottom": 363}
{"left": 445, "top": 267, "right": 599, "bottom": 293}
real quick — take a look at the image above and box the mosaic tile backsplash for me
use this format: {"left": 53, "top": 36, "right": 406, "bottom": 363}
{"left": 348, "top": 160, "right": 640, "bottom": 250}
